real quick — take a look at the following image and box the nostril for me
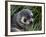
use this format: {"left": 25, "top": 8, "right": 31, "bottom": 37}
{"left": 30, "top": 21, "right": 32, "bottom": 24}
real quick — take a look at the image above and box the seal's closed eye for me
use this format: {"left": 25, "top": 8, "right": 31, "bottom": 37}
{"left": 24, "top": 18, "right": 27, "bottom": 22}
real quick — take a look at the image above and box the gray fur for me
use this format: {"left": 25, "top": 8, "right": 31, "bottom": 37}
{"left": 11, "top": 9, "right": 33, "bottom": 32}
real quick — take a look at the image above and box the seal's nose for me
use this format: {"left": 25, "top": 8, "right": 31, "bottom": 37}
{"left": 30, "top": 21, "right": 32, "bottom": 24}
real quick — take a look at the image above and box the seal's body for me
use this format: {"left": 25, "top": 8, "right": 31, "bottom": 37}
{"left": 11, "top": 9, "right": 33, "bottom": 32}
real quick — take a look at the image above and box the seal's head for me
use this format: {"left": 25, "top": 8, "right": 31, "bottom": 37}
{"left": 20, "top": 9, "right": 33, "bottom": 25}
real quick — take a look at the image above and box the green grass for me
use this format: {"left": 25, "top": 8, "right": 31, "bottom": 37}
{"left": 11, "top": 5, "right": 42, "bottom": 31}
